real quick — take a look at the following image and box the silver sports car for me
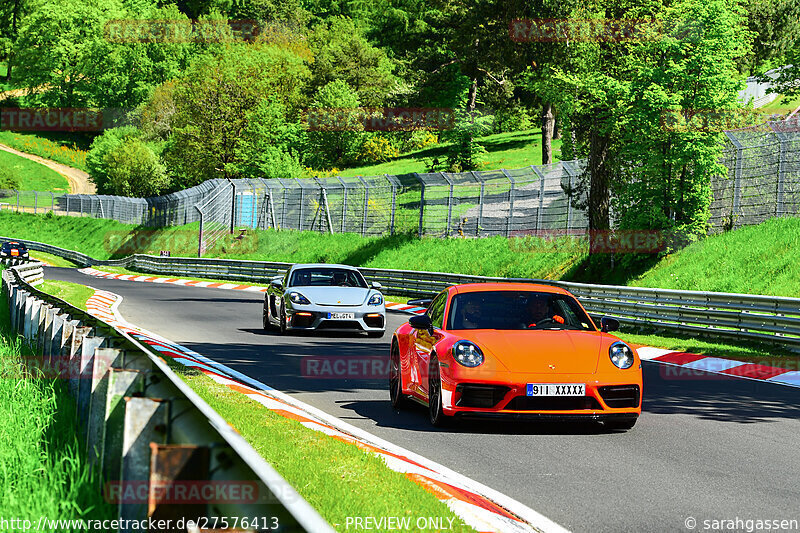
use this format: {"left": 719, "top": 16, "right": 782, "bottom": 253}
{"left": 263, "top": 264, "right": 386, "bottom": 336}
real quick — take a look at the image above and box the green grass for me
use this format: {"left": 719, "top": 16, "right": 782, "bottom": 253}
{"left": 0, "top": 278, "right": 115, "bottom": 523}
{"left": 29, "top": 250, "right": 80, "bottom": 267}
{"left": 0, "top": 149, "right": 70, "bottom": 192}
{"left": 761, "top": 94, "right": 800, "bottom": 113}
{"left": 629, "top": 217, "right": 800, "bottom": 297}
{"left": 0, "top": 131, "right": 90, "bottom": 171}
{"left": 337, "top": 129, "right": 562, "bottom": 178}
{"left": 37, "top": 280, "right": 94, "bottom": 311}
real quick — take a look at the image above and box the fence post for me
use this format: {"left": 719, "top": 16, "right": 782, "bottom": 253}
{"left": 295, "top": 178, "right": 305, "bottom": 231}
{"left": 414, "top": 173, "right": 425, "bottom": 238}
{"left": 775, "top": 127, "right": 786, "bottom": 218}
{"left": 440, "top": 172, "right": 454, "bottom": 237}
{"left": 530, "top": 165, "right": 546, "bottom": 233}
{"left": 34, "top": 191, "right": 38, "bottom": 214}
{"left": 336, "top": 176, "right": 348, "bottom": 233}
{"left": 470, "top": 171, "right": 484, "bottom": 236}
{"left": 725, "top": 132, "right": 744, "bottom": 227}
{"left": 386, "top": 174, "right": 397, "bottom": 235}
{"left": 14, "top": 189, "right": 19, "bottom": 212}
{"left": 357, "top": 176, "right": 369, "bottom": 236}
{"left": 563, "top": 162, "right": 575, "bottom": 233}
{"left": 229, "top": 179, "right": 236, "bottom": 233}
{"left": 65, "top": 195, "right": 70, "bottom": 216}
{"left": 195, "top": 205, "right": 204, "bottom": 257}
{"left": 501, "top": 169, "right": 516, "bottom": 237}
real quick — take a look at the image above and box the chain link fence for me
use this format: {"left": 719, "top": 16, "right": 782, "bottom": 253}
{"left": 712, "top": 123, "right": 800, "bottom": 232}
{"left": 4, "top": 128, "right": 800, "bottom": 251}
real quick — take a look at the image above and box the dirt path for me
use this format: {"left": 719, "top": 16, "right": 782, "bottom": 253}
{"left": 0, "top": 143, "right": 96, "bottom": 194}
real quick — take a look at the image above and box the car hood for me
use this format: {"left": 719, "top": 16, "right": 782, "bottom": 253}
{"left": 290, "top": 286, "right": 372, "bottom": 306}
{"left": 462, "top": 330, "right": 603, "bottom": 374}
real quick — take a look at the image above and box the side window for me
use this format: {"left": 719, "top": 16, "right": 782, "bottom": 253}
{"left": 427, "top": 291, "right": 448, "bottom": 329}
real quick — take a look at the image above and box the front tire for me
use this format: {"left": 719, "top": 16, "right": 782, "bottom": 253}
{"left": 279, "top": 305, "right": 288, "bottom": 335}
{"left": 428, "top": 355, "right": 451, "bottom": 427}
{"left": 389, "top": 343, "right": 410, "bottom": 409}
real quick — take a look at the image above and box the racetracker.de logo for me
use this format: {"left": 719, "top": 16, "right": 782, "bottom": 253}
{"left": 301, "top": 356, "right": 389, "bottom": 379}
{"left": 103, "top": 19, "right": 261, "bottom": 43}
{"left": 304, "top": 107, "right": 460, "bottom": 132}
{"left": 0, "top": 108, "right": 128, "bottom": 132}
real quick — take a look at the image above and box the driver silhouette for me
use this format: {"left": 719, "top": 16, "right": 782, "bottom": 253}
{"left": 523, "top": 296, "right": 565, "bottom": 328}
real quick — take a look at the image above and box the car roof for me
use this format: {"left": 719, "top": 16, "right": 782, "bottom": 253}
{"left": 290, "top": 263, "right": 359, "bottom": 271}
{"left": 451, "top": 282, "right": 569, "bottom": 295}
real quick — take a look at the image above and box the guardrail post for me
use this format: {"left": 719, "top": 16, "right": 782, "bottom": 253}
{"left": 77, "top": 336, "right": 107, "bottom": 428}
{"left": 87, "top": 348, "right": 124, "bottom": 469}
{"left": 102, "top": 368, "right": 146, "bottom": 483}
{"left": 120, "top": 397, "right": 170, "bottom": 528}
{"left": 67, "top": 326, "right": 92, "bottom": 397}
{"left": 23, "top": 297, "right": 40, "bottom": 341}
{"left": 40, "top": 305, "right": 57, "bottom": 356}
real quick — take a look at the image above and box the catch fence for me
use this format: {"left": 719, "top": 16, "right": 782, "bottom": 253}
{"left": 4, "top": 124, "right": 800, "bottom": 253}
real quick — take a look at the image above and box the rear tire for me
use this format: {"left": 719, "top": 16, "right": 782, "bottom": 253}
{"left": 428, "top": 355, "right": 451, "bottom": 428}
{"left": 389, "top": 343, "right": 410, "bottom": 409}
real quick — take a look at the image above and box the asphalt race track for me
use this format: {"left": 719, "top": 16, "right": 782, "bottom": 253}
{"left": 47, "top": 267, "right": 800, "bottom": 532}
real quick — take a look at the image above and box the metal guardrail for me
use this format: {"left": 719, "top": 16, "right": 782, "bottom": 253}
{"left": 1, "top": 259, "right": 333, "bottom": 533}
{"left": 4, "top": 236, "right": 800, "bottom": 350}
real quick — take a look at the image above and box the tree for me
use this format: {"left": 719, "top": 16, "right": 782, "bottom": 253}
{"left": 86, "top": 125, "right": 141, "bottom": 193}
{"left": 12, "top": 0, "right": 124, "bottom": 107}
{"left": 306, "top": 17, "right": 397, "bottom": 107}
{"left": 162, "top": 38, "right": 311, "bottom": 187}
{"left": 104, "top": 138, "right": 170, "bottom": 196}
{"left": 304, "top": 79, "right": 365, "bottom": 169}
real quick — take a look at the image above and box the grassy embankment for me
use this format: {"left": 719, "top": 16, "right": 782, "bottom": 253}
{"left": 0, "top": 267, "right": 115, "bottom": 522}
{"left": 0, "top": 149, "right": 70, "bottom": 192}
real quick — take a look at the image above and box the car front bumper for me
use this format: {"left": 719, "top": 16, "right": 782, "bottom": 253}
{"left": 285, "top": 306, "right": 385, "bottom": 332}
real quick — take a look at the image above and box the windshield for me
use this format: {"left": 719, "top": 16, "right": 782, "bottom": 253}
{"left": 289, "top": 267, "right": 367, "bottom": 288}
{"left": 446, "top": 290, "right": 595, "bottom": 331}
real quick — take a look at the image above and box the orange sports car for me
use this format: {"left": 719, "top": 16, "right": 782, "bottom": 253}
{"left": 389, "top": 283, "right": 642, "bottom": 430}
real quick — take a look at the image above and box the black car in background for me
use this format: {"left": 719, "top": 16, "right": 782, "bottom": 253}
{"left": 0, "top": 241, "right": 30, "bottom": 259}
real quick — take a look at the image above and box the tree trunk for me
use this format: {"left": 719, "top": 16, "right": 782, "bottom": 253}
{"left": 588, "top": 129, "right": 611, "bottom": 232}
{"left": 467, "top": 78, "right": 478, "bottom": 112}
{"left": 553, "top": 113, "right": 561, "bottom": 139}
{"left": 541, "top": 102, "right": 554, "bottom": 165}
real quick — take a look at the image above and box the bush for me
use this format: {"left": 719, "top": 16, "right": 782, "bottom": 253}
{"left": 304, "top": 80, "right": 365, "bottom": 169}
{"left": 357, "top": 135, "right": 400, "bottom": 163}
{"left": 400, "top": 130, "right": 438, "bottom": 152}
{"left": 103, "top": 139, "right": 170, "bottom": 197}
{"left": 86, "top": 126, "right": 141, "bottom": 193}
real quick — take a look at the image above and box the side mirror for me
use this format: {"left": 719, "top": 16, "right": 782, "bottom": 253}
{"left": 600, "top": 316, "right": 620, "bottom": 333}
{"left": 270, "top": 279, "right": 283, "bottom": 290}
{"left": 407, "top": 298, "right": 432, "bottom": 309}
{"left": 371, "top": 281, "right": 382, "bottom": 289}
{"left": 408, "top": 314, "right": 432, "bottom": 331}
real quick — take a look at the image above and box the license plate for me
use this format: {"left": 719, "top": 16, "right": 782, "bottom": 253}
{"left": 10, "top": 250, "right": 18, "bottom": 256}
{"left": 327, "top": 312, "right": 355, "bottom": 320}
{"left": 527, "top": 383, "right": 585, "bottom": 396}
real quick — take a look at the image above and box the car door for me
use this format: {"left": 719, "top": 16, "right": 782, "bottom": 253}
{"left": 412, "top": 290, "right": 448, "bottom": 399}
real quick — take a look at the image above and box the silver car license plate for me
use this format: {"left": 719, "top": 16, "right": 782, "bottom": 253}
{"left": 328, "top": 312, "right": 355, "bottom": 320}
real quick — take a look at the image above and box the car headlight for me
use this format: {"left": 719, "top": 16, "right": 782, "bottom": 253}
{"left": 453, "top": 340, "right": 484, "bottom": 368}
{"left": 368, "top": 293, "right": 383, "bottom": 306}
{"left": 288, "top": 292, "right": 311, "bottom": 305}
{"left": 609, "top": 341, "right": 634, "bottom": 369}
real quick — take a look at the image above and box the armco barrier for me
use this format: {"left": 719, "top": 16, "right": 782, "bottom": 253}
{"left": 1, "top": 261, "right": 333, "bottom": 532}
{"left": 4, "top": 236, "right": 800, "bottom": 350}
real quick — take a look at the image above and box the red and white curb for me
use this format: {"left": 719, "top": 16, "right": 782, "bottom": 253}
{"left": 79, "top": 267, "right": 268, "bottom": 292}
{"left": 84, "top": 289, "right": 568, "bottom": 533}
{"left": 636, "top": 347, "right": 800, "bottom": 388}
{"left": 385, "top": 301, "right": 427, "bottom": 315}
